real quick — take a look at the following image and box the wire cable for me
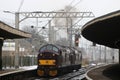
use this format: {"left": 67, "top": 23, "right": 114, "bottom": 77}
{"left": 69, "top": 0, "right": 76, "bottom": 6}
{"left": 37, "top": 0, "right": 82, "bottom": 34}
{"left": 18, "top": 0, "right": 24, "bottom": 12}
{"left": 68, "top": 0, "right": 82, "bottom": 10}
{"left": 71, "top": 0, "right": 82, "bottom": 10}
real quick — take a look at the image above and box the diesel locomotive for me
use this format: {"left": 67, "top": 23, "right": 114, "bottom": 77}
{"left": 37, "top": 44, "right": 82, "bottom": 77}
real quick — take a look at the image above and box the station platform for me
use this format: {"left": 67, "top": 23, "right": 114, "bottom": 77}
{"left": 0, "top": 66, "right": 37, "bottom": 76}
{"left": 86, "top": 64, "right": 120, "bottom": 80}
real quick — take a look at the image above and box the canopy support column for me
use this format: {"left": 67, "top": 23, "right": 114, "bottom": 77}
{"left": 119, "top": 49, "right": 120, "bottom": 64}
{"left": 0, "top": 39, "right": 3, "bottom": 70}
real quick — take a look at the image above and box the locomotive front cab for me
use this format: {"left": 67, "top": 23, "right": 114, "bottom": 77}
{"left": 37, "top": 44, "right": 60, "bottom": 76}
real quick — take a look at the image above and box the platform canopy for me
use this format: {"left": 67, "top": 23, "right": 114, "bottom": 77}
{"left": 0, "top": 21, "right": 31, "bottom": 39}
{"left": 81, "top": 10, "right": 120, "bottom": 49}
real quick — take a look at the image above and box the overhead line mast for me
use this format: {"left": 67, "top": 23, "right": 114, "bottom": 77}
{"left": 16, "top": 11, "right": 95, "bottom": 49}
{"left": 18, "top": 11, "right": 94, "bottom": 22}
{"left": 4, "top": 11, "right": 95, "bottom": 68}
{"left": 17, "top": 11, "right": 95, "bottom": 45}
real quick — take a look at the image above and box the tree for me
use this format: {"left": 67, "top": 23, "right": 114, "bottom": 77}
{"left": 20, "top": 25, "right": 47, "bottom": 53}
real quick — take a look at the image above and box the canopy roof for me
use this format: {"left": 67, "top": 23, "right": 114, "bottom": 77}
{"left": 0, "top": 21, "right": 31, "bottom": 39}
{"left": 81, "top": 10, "right": 120, "bottom": 49}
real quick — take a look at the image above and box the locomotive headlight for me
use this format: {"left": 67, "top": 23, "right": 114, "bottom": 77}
{"left": 52, "top": 54, "right": 55, "bottom": 56}
{"left": 40, "top": 54, "right": 42, "bottom": 56}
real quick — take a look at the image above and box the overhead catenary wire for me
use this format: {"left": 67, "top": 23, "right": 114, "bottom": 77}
{"left": 66, "top": 0, "right": 83, "bottom": 29}
{"left": 36, "top": 0, "right": 82, "bottom": 35}
{"left": 69, "top": 0, "right": 76, "bottom": 6}
{"left": 63, "top": 0, "right": 82, "bottom": 12}
{"left": 18, "top": 0, "right": 24, "bottom": 12}
{"left": 72, "top": 0, "right": 82, "bottom": 8}
{"left": 41, "top": 0, "right": 82, "bottom": 27}
{"left": 72, "top": 18, "right": 83, "bottom": 27}
{"left": 18, "top": 0, "right": 70, "bottom": 35}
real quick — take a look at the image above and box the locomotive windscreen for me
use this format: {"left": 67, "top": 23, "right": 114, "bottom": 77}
{"left": 39, "top": 44, "right": 59, "bottom": 52}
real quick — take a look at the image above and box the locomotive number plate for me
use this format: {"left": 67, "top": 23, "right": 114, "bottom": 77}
{"left": 39, "top": 60, "right": 56, "bottom": 65}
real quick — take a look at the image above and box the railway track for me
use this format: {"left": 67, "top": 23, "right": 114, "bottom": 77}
{"left": 0, "top": 66, "right": 90, "bottom": 80}
{"left": 27, "top": 67, "right": 87, "bottom": 80}
{"left": 53, "top": 68, "right": 86, "bottom": 80}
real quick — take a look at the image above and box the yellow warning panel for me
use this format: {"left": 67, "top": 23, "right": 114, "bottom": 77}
{"left": 39, "top": 60, "right": 56, "bottom": 65}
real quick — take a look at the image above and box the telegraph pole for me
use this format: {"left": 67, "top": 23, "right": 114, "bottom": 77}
{"left": 69, "top": 18, "right": 73, "bottom": 47}
{"left": 48, "top": 20, "right": 54, "bottom": 44}
{"left": 49, "top": 20, "right": 51, "bottom": 43}
{"left": 15, "top": 12, "right": 19, "bottom": 68}
{"left": 3, "top": 11, "right": 20, "bottom": 68}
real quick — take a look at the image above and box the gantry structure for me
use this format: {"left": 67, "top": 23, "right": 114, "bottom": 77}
{"left": 15, "top": 11, "right": 95, "bottom": 44}
{"left": 4, "top": 11, "right": 95, "bottom": 68}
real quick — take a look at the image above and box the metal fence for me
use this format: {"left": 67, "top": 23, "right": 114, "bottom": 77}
{"left": 2, "top": 55, "right": 37, "bottom": 69}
